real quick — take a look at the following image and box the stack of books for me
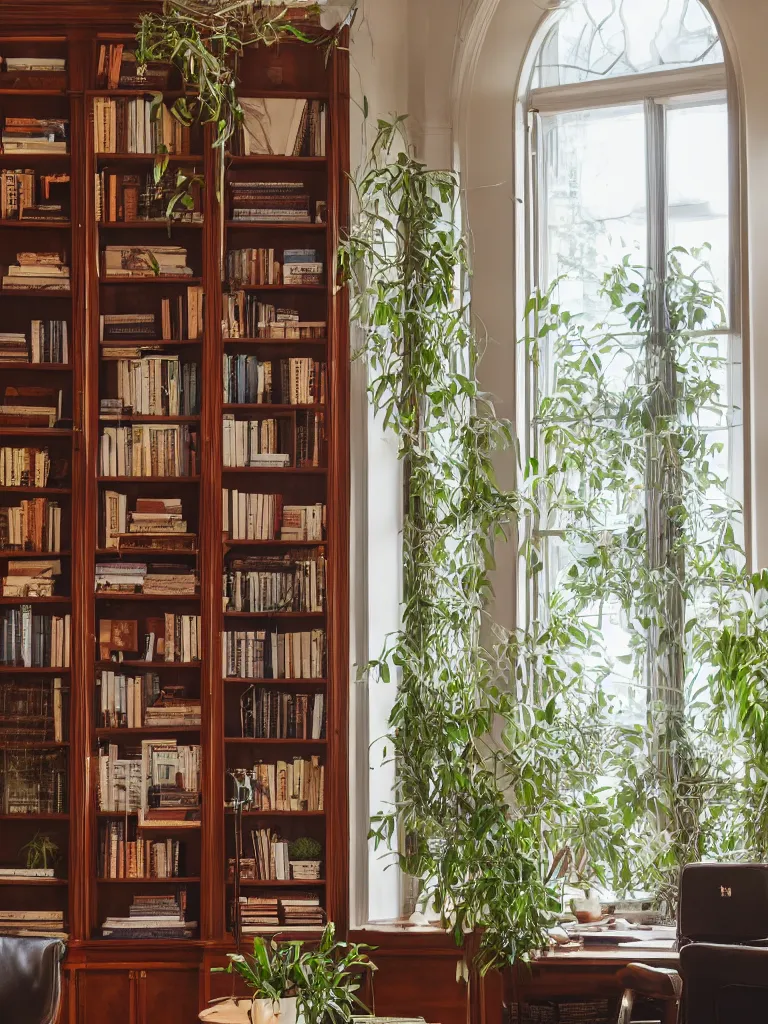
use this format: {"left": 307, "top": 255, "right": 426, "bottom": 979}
{"left": 2, "top": 252, "right": 69, "bottom": 292}
{"left": 103, "top": 355, "right": 200, "bottom": 416}
{"left": 0, "top": 385, "right": 62, "bottom": 427}
{"left": 0, "top": 333, "right": 28, "bottom": 362}
{"left": 144, "top": 688, "right": 201, "bottom": 727}
{"left": 222, "top": 416, "right": 291, "bottom": 469}
{"left": 0, "top": 866, "right": 55, "bottom": 879}
{"left": 0, "top": 446, "right": 51, "bottom": 488}
{"left": 223, "top": 628, "right": 326, "bottom": 680}
{"left": 0, "top": 169, "right": 69, "bottom": 221}
{"left": 99, "top": 821, "right": 183, "bottom": 880}
{"left": 99, "top": 288, "right": 204, "bottom": 348}
{"left": 280, "top": 894, "right": 324, "bottom": 928}
{"left": 98, "top": 667, "right": 160, "bottom": 727}
{"left": 141, "top": 738, "right": 201, "bottom": 826}
{"left": 229, "top": 181, "right": 312, "bottom": 223}
{"left": 223, "top": 296, "right": 326, "bottom": 340}
{"left": 102, "top": 245, "right": 193, "bottom": 279}
{"left": 93, "top": 98, "right": 189, "bottom": 155}
{"left": 2, "top": 56, "right": 66, "bottom": 74}
{"left": 101, "top": 892, "right": 195, "bottom": 939}
{"left": 100, "top": 312, "right": 157, "bottom": 343}
{"left": 0, "top": 607, "right": 70, "bottom": 666}
{"left": 240, "top": 686, "right": 324, "bottom": 740}
{"left": 143, "top": 564, "right": 198, "bottom": 596}
{"left": 104, "top": 493, "right": 195, "bottom": 552}
{"left": 0, "top": 910, "right": 66, "bottom": 939}
{"left": 223, "top": 550, "right": 326, "bottom": 613}
{"left": 236, "top": 756, "right": 324, "bottom": 812}
{"left": 1, "top": 118, "right": 68, "bottom": 154}
{"left": 238, "top": 97, "right": 327, "bottom": 157}
{"left": 223, "top": 492, "right": 324, "bottom": 542}
{"left": 95, "top": 169, "right": 202, "bottom": 224}
{"left": 98, "top": 614, "right": 201, "bottom": 663}
{"left": 31, "top": 320, "right": 69, "bottom": 364}
{"left": 2, "top": 558, "right": 61, "bottom": 598}
{"left": 0, "top": 499, "right": 62, "bottom": 552}
{"left": 283, "top": 249, "right": 323, "bottom": 287}
{"left": 95, "top": 561, "right": 147, "bottom": 593}
{"left": 238, "top": 896, "right": 280, "bottom": 932}
{"left": 99, "top": 423, "right": 200, "bottom": 477}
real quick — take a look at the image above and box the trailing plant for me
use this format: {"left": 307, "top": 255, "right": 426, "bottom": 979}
{"left": 134, "top": 2, "right": 357, "bottom": 155}
{"left": 214, "top": 923, "right": 374, "bottom": 1024}
{"left": 20, "top": 833, "right": 59, "bottom": 870}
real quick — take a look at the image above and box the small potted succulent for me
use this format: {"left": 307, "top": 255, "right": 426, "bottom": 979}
{"left": 207, "top": 922, "right": 374, "bottom": 1024}
{"left": 289, "top": 837, "right": 322, "bottom": 881}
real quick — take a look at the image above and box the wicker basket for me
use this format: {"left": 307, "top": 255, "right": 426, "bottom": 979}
{"left": 290, "top": 860, "right": 322, "bottom": 880}
{"left": 508, "top": 1000, "right": 611, "bottom": 1024}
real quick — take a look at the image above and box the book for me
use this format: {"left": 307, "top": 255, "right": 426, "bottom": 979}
{"left": 238, "top": 98, "right": 327, "bottom": 157}
{"left": 223, "top": 549, "right": 326, "bottom": 613}
{"left": 0, "top": 500, "right": 62, "bottom": 553}
{"left": 223, "top": 356, "right": 326, "bottom": 405}
{"left": 99, "top": 424, "right": 199, "bottom": 477}
{"left": 222, "top": 491, "right": 325, "bottom": 542}
{"left": 2, "top": 117, "right": 68, "bottom": 154}
{"left": 0, "top": 607, "right": 70, "bottom": 666}
{"left": 222, "top": 629, "right": 325, "bottom": 680}
{"left": 239, "top": 686, "right": 325, "bottom": 740}
{"left": 229, "top": 181, "right": 312, "bottom": 223}
{"left": 222, "top": 416, "right": 291, "bottom": 468}
{"left": 232, "top": 755, "right": 324, "bottom": 812}
{"left": 223, "top": 295, "right": 326, "bottom": 340}
{"left": 93, "top": 97, "right": 189, "bottom": 155}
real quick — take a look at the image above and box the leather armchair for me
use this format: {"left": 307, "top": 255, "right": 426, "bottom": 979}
{"left": 0, "top": 935, "right": 65, "bottom": 1024}
{"left": 680, "top": 941, "right": 768, "bottom": 1024}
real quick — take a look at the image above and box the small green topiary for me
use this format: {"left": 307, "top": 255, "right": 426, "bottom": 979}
{"left": 289, "top": 836, "right": 322, "bottom": 861}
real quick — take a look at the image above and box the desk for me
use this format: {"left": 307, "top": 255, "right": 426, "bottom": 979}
{"left": 506, "top": 942, "right": 678, "bottom": 1008}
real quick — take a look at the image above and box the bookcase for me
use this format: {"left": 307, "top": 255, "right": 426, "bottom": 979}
{"left": 0, "top": 7, "right": 349, "bottom": 1021}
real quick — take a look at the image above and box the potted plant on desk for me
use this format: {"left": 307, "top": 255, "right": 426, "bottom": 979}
{"left": 207, "top": 923, "right": 375, "bottom": 1024}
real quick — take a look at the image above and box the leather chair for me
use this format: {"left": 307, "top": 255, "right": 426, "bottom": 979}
{"left": 0, "top": 935, "right": 65, "bottom": 1024}
{"left": 616, "top": 963, "right": 682, "bottom": 1024}
{"left": 679, "top": 941, "right": 768, "bottom": 1023}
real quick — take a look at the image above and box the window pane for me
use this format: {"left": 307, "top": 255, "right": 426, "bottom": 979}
{"left": 540, "top": 105, "right": 647, "bottom": 319}
{"left": 533, "top": 0, "right": 723, "bottom": 88}
{"left": 667, "top": 101, "right": 730, "bottom": 322}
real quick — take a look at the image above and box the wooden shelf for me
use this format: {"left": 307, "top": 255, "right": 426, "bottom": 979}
{"left": 0, "top": 362, "right": 72, "bottom": 371}
{"left": 0, "top": 740, "right": 69, "bottom": 749}
{"left": 95, "top": 593, "right": 200, "bottom": 601}
{"left": 223, "top": 540, "right": 325, "bottom": 549}
{"left": 99, "top": 220, "right": 203, "bottom": 229}
{"left": 228, "top": 155, "right": 327, "bottom": 166}
{"left": 229, "top": 811, "right": 325, "bottom": 818}
{"left": 225, "top": 737, "right": 326, "bottom": 745}
{"left": 0, "top": 813, "right": 68, "bottom": 820}
{"left": 0, "top": 219, "right": 70, "bottom": 228}
{"left": 94, "top": 153, "right": 203, "bottom": 162}
{"left": 226, "top": 221, "right": 326, "bottom": 232}
{"left": 0, "top": 877, "right": 68, "bottom": 885}
{"left": 0, "top": 486, "right": 71, "bottom": 494}
{"left": 97, "top": 876, "right": 200, "bottom": 883}
{"left": 96, "top": 548, "right": 198, "bottom": 557}
{"left": 224, "top": 678, "right": 327, "bottom": 686}
{"left": 0, "top": 550, "right": 70, "bottom": 558}
{"left": 95, "top": 660, "right": 200, "bottom": 670}
{"left": 99, "top": 416, "right": 201, "bottom": 424}
{"left": 0, "top": 427, "right": 72, "bottom": 437}
{"left": 0, "top": 288, "right": 71, "bottom": 298}
{"left": 99, "top": 339, "right": 202, "bottom": 348}
{"left": 0, "top": 153, "right": 69, "bottom": 164}
{"left": 222, "top": 468, "right": 326, "bottom": 475}
{"left": 223, "top": 337, "right": 327, "bottom": 346}
{"left": 100, "top": 277, "right": 203, "bottom": 285}
{"left": 226, "top": 284, "right": 326, "bottom": 292}
{"left": 223, "top": 404, "right": 324, "bottom": 412}
{"left": 96, "top": 727, "right": 201, "bottom": 737}
{"left": 0, "top": 667, "right": 70, "bottom": 675}
{"left": 0, "top": 596, "right": 71, "bottom": 604}
{"left": 223, "top": 611, "right": 324, "bottom": 619}
{"left": 230, "top": 879, "right": 325, "bottom": 887}
{"left": 97, "top": 476, "right": 201, "bottom": 483}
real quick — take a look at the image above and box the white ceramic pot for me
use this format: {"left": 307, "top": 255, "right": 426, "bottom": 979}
{"left": 250, "top": 997, "right": 299, "bottom": 1024}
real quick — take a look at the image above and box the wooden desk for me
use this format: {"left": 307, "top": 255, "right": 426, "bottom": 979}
{"left": 506, "top": 943, "right": 678, "bottom": 1007}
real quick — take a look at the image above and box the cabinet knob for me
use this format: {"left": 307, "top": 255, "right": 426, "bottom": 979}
{"left": 140, "top": 970, "right": 147, "bottom": 979}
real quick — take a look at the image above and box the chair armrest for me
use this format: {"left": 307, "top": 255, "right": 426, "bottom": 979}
{"left": 617, "top": 963, "right": 683, "bottom": 1001}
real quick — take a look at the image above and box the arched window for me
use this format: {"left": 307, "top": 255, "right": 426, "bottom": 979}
{"left": 519, "top": 0, "right": 741, "bottom": 725}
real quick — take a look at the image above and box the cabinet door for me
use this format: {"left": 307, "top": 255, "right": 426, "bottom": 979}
{"left": 139, "top": 967, "right": 200, "bottom": 1024}
{"left": 79, "top": 970, "right": 136, "bottom": 1024}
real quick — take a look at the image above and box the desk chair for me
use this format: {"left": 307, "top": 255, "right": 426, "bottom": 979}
{"left": 616, "top": 963, "right": 682, "bottom": 1024}
{"left": 0, "top": 935, "right": 65, "bottom": 1024}
{"left": 679, "top": 941, "right": 768, "bottom": 1023}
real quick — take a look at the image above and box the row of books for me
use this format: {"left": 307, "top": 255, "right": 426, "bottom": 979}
{"left": 0, "top": 910, "right": 66, "bottom": 939}
{"left": 235, "top": 756, "right": 324, "bottom": 812}
{"left": 95, "top": 169, "right": 202, "bottom": 224}
{"left": 231, "top": 829, "right": 294, "bottom": 881}
{"left": 102, "top": 355, "right": 200, "bottom": 417}
{"left": 2, "top": 118, "right": 67, "bottom": 154}
{"left": 99, "top": 424, "right": 200, "bottom": 477}
{"left": 102, "top": 892, "right": 195, "bottom": 940}
{"left": 0, "top": 168, "right": 69, "bottom": 221}
{"left": 240, "top": 686, "right": 325, "bottom": 740}
{"left": 223, "top": 492, "right": 325, "bottom": 542}
{"left": 2, "top": 557, "right": 61, "bottom": 598}
{"left": 1, "top": 747, "right": 67, "bottom": 814}
{"left": 103, "top": 494, "right": 192, "bottom": 551}
{"left": 93, "top": 97, "right": 191, "bottom": 156}
{"left": 0, "top": 608, "right": 70, "bottom": 666}
{"left": 226, "top": 248, "right": 324, "bottom": 288}
{"left": 0, "top": 447, "right": 52, "bottom": 488}
{"left": 99, "top": 615, "right": 201, "bottom": 663}
{"left": 222, "top": 416, "right": 290, "bottom": 469}
{"left": 96, "top": 44, "right": 169, "bottom": 90}
{"left": 0, "top": 677, "right": 65, "bottom": 742}
{"left": 98, "top": 668, "right": 160, "bottom": 728}
{"left": 0, "top": 500, "right": 63, "bottom": 553}
{"left": 222, "top": 629, "right": 325, "bottom": 680}
{"left": 238, "top": 97, "right": 327, "bottom": 157}
{"left": 223, "top": 356, "right": 327, "bottom": 405}
{"left": 95, "top": 562, "right": 197, "bottom": 596}
{"left": 223, "top": 297, "right": 325, "bottom": 340}
{"left": 237, "top": 894, "right": 324, "bottom": 933}
{"left": 0, "top": 321, "right": 69, "bottom": 365}
{"left": 1, "top": 56, "right": 66, "bottom": 73}
{"left": 102, "top": 244, "right": 193, "bottom": 279}
{"left": 223, "top": 551, "right": 326, "bottom": 613}
{"left": 2, "top": 251, "right": 69, "bottom": 293}
{"left": 98, "top": 740, "right": 201, "bottom": 818}
{"left": 99, "top": 288, "right": 204, "bottom": 344}
{"left": 99, "top": 822, "right": 185, "bottom": 881}
{"left": 229, "top": 181, "right": 312, "bottom": 223}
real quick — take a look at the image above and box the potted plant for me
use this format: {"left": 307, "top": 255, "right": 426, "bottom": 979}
{"left": 289, "top": 837, "right": 322, "bottom": 881}
{"left": 20, "top": 833, "right": 59, "bottom": 871}
{"left": 210, "top": 923, "right": 374, "bottom": 1024}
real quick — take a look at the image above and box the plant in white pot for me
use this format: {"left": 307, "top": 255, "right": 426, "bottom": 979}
{"left": 211, "top": 923, "right": 374, "bottom": 1024}
{"left": 289, "top": 837, "right": 323, "bottom": 881}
